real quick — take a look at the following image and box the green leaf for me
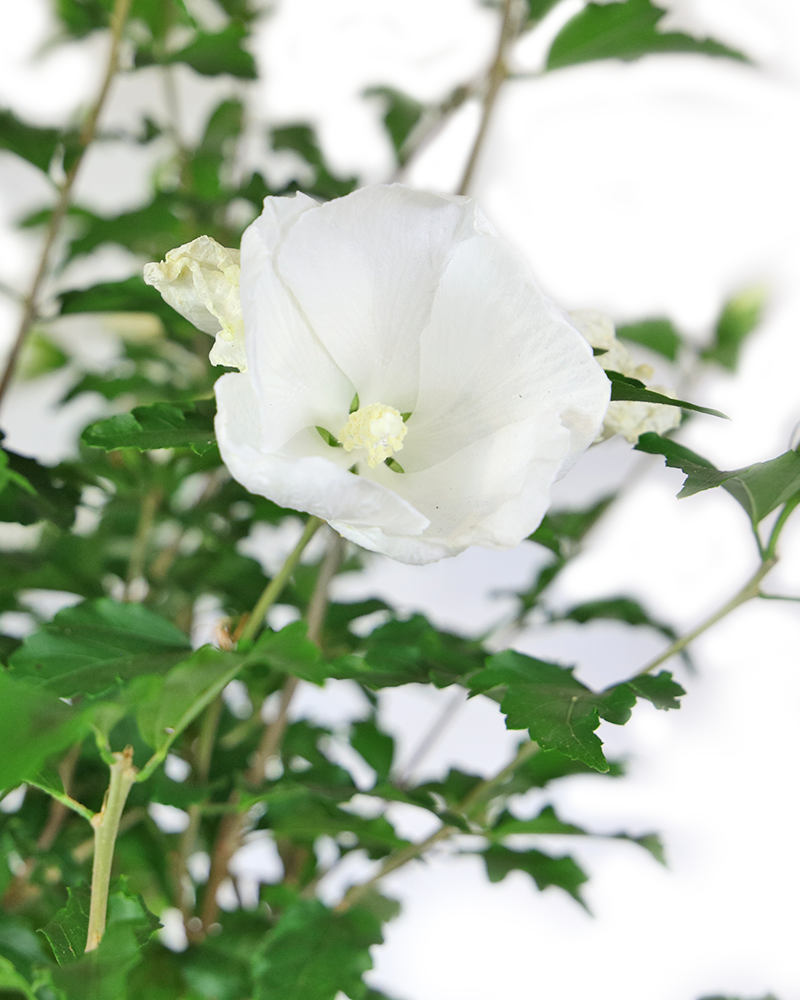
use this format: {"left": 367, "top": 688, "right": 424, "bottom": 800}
{"left": 0, "top": 955, "right": 39, "bottom": 999}
{"left": 703, "top": 285, "right": 767, "bottom": 371}
{"left": 524, "top": 0, "right": 563, "bottom": 26}
{"left": 546, "top": 0, "right": 748, "bottom": 71}
{"left": 252, "top": 899, "right": 384, "bottom": 1000}
{"left": 59, "top": 275, "right": 172, "bottom": 319}
{"left": 617, "top": 318, "right": 682, "bottom": 361}
{"left": 9, "top": 597, "right": 191, "bottom": 698}
{"left": 47, "top": 881, "right": 159, "bottom": 999}
{"left": 190, "top": 99, "right": 244, "bottom": 200}
{"left": 481, "top": 845, "right": 589, "bottom": 906}
{"left": 468, "top": 652, "right": 683, "bottom": 772}
{"left": 364, "top": 87, "right": 424, "bottom": 165}
{"left": 0, "top": 673, "right": 86, "bottom": 790}
{"left": 606, "top": 370, "right": 728, "bottom": 419}
{"left": 0, "top": 450, "right": 82, "bottom": 528}
{"left": 636, "top": 433, "right": 800, "bottom": 524}
{"left": 490, "top": 804, "right": 586, "bottom": 837}
{"left": 468, "top": 651, "right": 626, "bottom": 771}
{"left": 351, "top": 719, "right": 395, "bottom": 782}
{"left": 81, "top": 400, "right": 217, "bottom": 454}
{"left": 0, "top": 108, "right": 61, "bottom": 174}
{"left": 557, "top": 597, "right": 685, "bottom": 658}
{"left": 136, "top": 22, "right": 258, "bottom": 78}
{"left": 134, "top": 645, "right": 242, "bottom": 751}
{"left": 0, "top": 449, "right": 35, "bottom": 499}
{"left": 272, "top": 125, "right": 358, "bottom": 201}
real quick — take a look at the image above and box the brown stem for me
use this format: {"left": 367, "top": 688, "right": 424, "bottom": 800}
{"left": 456, "top": 0, "right": 520, "bottom": 197}
{"left": 0, "top": 0, "right": 133, "bottom": 409}
{"left": 199, "top": 531, "right": 346, "bottom": 933}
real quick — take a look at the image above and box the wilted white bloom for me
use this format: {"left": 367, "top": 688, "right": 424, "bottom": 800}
{"left": 207, "top": 185, "right": 609, "bottom": 564}
{"left": 143, "top": 236, "right": 245, "bottom": 371}
{"left": 570, "top": 309, "right": 681, "bottom": 444}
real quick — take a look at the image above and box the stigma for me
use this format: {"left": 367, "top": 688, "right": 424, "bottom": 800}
{"left": 337, "top": 403, "right": 407, "bottom": 468}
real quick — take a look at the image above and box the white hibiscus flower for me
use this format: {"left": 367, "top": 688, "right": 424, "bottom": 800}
{"left": 147, "top": 185, "right": 611, "bottom": 564}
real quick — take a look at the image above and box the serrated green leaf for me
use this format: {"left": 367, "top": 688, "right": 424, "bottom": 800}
{"left": 703, "top": 285, "right": 767, "bottom": 371}
{"left": 364, "top": 87, "right": 424, "bottom": 164}
{"left": 636, "top": 433, "right": 800, "bottom": 525}
{"left": 606, "top": 370, "right": 727, "bottom": 418}
{"left": 468, "top": 651, "right": 625, "bottom": 771}
{"left": 546, "top": 0, "right": 747, "bottom": 71}
{"left": 617, "top": 318, "right": 682, "bottom": 361}
{"left": 627, "top": 671, "right": 684, "bottom": 711}
{"left": 0, "top": 673, "right": 87, "bottom": 790}
{"left": 8, "top": 597, "right": 190, "bottom": 698}
{"left": 252, "top": 899, "right": 384, "bottom": 1000}
{"left": 81, "top": 401, "right": 217, "bottom": 454}
{"left": 481, "top": 845, "right": 589, "bottom": 906}
{"left": 41, "top": 885, "right": 91, "bottom": 965}
{"left": 0, "top": 108, "right": 61, "bottom": 174}
{"left": 248, "top": 621, "right": 324, "bottom": 683}
{"left": 134, "top": 645, "right": 242, "bottom": 750}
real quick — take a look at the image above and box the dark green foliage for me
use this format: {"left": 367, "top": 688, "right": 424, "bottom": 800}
{"left": 637, "top": 433, "right": 800, "bottom": 526}
{"left": 617, "top": 318, "right": 682, "bottom": 361}
{"left": 81, "top": 401, "right": 217, "bottom": 454}
{"left": 137, "top": 23, "right": 258, "bottom": 79}
{"left": 272, "top": 125, "right": 358, "bottom": 201}
{"left": 0, "top": 451, "right": 82, "bottom": 529}
{"left": 523, "top": 0, "right": 563, "bottom": 26}
{"left": 252, "top": 899, "right": 384, "bottom": 1000}
{"left": 702, "top": 287, "right": 766, "bottom": 371}
{"left": 547, "top": 0, "right": 747, "bottom": 71}
{"left": 0, "top": 673, "right": 87, "bottom": 790}
{"left": 364, "top": 87, "right": 424, "bottom": 165}
{"left": 8, "top": 598, "right": 190, "bottom": 697}
{"left": 469, "top": 650, "right": 683, "bottom": 771}
{"left": 0, "top": 109, "right": 62, "bottom": 175}
{"left": 606, "top": 369, "right": 727, "bottom": 418}
{"left": 481, "top": 845, "right": 589, "bottom": 906}
{"left": 190, "top": 99, "right": 245, "bottom": 201}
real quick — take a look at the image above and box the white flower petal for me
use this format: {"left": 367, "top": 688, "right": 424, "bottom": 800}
{"left": 215, "top": 372, "right": 429, "bottom": 535}
{"left": 144, "top": 235, "right": 246, "bottom": 370}
{"left": 240, "top": 193, "right": 355, "bottom": 451}
{"left": 404, "top": 234, "right": 609, "bottom": 475}
{"left": 274, "top": 185, "right": 490, "bottom": 411}
{"left": 337, "top": 406, "right": 570, "bottom": 563}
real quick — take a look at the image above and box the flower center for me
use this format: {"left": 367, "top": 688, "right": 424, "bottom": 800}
{"left": 337, "top": 403, "right": 407, "bottom": 469}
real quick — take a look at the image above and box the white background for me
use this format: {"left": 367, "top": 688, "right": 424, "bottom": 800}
{"left": 1, "top": 1, "right": 800, "bottom": 998}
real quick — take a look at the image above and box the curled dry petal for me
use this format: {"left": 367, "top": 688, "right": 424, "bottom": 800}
{"left": 570, "top": 309, "right": 681, "bottom": 444}
{"left": 143, "top": 235, "right": 246, "bottom": 371}
{"left": 212, "top": 185, "right": 610, "bottom": 564}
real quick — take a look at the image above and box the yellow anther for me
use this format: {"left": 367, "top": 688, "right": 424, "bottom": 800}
{"left": 337, "top": 403, "right": 407, "bottom": 468}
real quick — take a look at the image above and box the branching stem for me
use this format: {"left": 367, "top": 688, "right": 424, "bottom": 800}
{"left": 0, "top": 0, "right": 133, "bottom": 408}
{"left": 335, "top": 739, "right": 539, "bottom": 913}
{"left": 636, "top": 557, "right": 777, "bottom": 677}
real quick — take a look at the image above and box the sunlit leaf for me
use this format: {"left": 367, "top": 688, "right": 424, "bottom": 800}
{"left": 81, "top": 401, "right": 217, "bottom": 454}
{"left": 702, "top": 285, "right": 767, "bottom": 371}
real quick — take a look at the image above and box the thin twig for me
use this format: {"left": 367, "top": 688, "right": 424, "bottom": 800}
{"left": 396, "top": 688, "right": 468, "bottom": 788}
{"left": 0, "top": 0, "right": 133, "bottom": 408}
{"left": 456, "top": 0, "right": 521, "bottom": 196}
{"left": 334, "top": 739, "right": 538, "bottom": 913}
{"left": 199, "top": 530, "right": 345, "bottom": 933}
{"left": 636, "top": 558, "right": 777, "bottom": 677}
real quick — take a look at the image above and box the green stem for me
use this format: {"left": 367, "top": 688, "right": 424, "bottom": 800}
{"left": 27, "top": 778, "right": 95, "bottom": 826}
{"left": 85, "top": 748, "right": 137, "bottom": 952}
{"left": 237, "top": 517, "right": 323, "bottom": 645}
{"left": 766, "top": 494, "right": 800, "bottom": 559}
{"left": 636, "top": 557, "right": 777, "bottom": 677}
{"left": 334, "top": 738, "right": 539, "bottom": 913}
{"left": 127, "top": 485, "right": 162, "bottom": 589}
